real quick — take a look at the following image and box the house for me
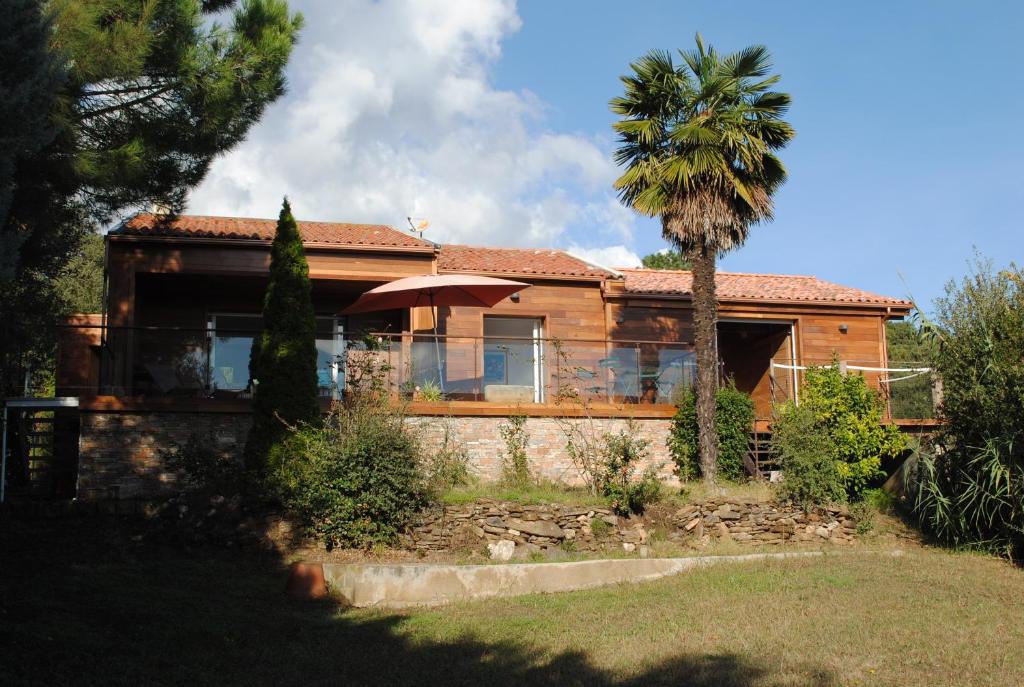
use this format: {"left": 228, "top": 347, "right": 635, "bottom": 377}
{"left": 52, "top": 213, "right": 912, "bottom": 499}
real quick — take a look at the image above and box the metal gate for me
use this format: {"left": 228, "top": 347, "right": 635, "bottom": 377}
{"left": 1, "top": 398, "right": 80, "bottom": 503}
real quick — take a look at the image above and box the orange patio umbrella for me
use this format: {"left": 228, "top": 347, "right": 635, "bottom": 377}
{"left": 340, "top": 274, "right": 530, "bottom": 389}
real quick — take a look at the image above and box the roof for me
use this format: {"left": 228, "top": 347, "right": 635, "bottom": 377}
{"left": 115, "top": 213, "right": 434, "bottom": 249}
{"left": 438, "top": 244, "right": 613, "bottom": 279}
{"left": 620, "top": 268, "right": 911, "bottom": 307}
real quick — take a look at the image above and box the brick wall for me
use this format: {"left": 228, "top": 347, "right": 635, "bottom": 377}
{"left": 407, "top": 416, "right": 677, "bottom": 486}
{"left": 77, "top": 411, "right": 251, "bottom": 499}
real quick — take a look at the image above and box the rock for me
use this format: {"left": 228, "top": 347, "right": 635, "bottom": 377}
{"left": 507, "top": 529, "right": 522, "bottom": 537}
{"left": 505, "top": 518, "right": 565, "bottom": 539}
{"left": 714, "top": 505, "right": 742, "bottom": 520}
{"left": 815, "top": 527, "right": 831, "bottom": 539}
{"left": 488, "top": 540, "right": 515, "bottom": 561}
{"left": 209, "top": 495, "right": 226, "bottom": 507}
{"left": 639, "top": 545, "right": 650, "bottom": 558}
{"left": 674, "top": 505, "right": 699, "bottom": 519}
{"left": 621, "top": 530, "right": 642, "bottom": 544}
{"left": 600, "top": 514, "right": 619, "bottom": 527}
{"left": 622, "top": 542, "right": 636, "bottom": 553}
{"left": 563, "top": 528, "right": 576, "bottom": 540}
{"left": 684, "top": 517, "right": 701, "bottom": 531}
{"left": 715, "top": 522, "right": 731, "bottom": 539}
{"left": 484, "top": 516, "right": 507, "bottom": 528}
{"left": 732, "top": 532, "right": 753, "bottom": 542}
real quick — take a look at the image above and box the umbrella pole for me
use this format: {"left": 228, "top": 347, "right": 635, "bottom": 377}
{"left": 430, "top": 292, "right": 444, "bottom": 393}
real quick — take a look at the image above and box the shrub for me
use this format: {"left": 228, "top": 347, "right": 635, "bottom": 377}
{"left": 793, "top": 362, "right": 907, "bottom": 499}
{"left": 422, "top": 419, "right": 472, "bottom": 494}
{"left": 772, "top": 402, "right": 845, "bottom": 509}
{"left": 909, "top": 260, "right": 1023, "bottom": 559}
{"left": 669, "top": 382, "right": 755, "bottom": 481}
{"left": 266, "top": 336, "right": 426, "bottom": 548}
{"left": 162, "top": 432, "right": 244, "bottom": 493}
{"left": 597, "top": 425, "right": 661, "bottom": 515}
{"left": 267, "top": 406, "right": 426, "bottom": 549}
{"left": 498, "top": 414, "right": 531, "bottom": 486}
{"left": 246, "top": 199, "right": 320, "bottom": 470}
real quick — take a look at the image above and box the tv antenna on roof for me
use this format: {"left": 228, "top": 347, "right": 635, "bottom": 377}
{"left": 407, "top": 216, "right": 430, "bottom": 238}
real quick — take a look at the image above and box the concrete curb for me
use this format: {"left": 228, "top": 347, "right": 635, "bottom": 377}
{"left": 322, "top": 551, "right": 826, "bottom": 608}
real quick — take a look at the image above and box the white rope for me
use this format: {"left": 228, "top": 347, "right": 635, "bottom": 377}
{"left": 770, "top": 362, "right": 931, "bottom": 373}
{"left": 879, "top": 370, "right": 932, "bottom": 384}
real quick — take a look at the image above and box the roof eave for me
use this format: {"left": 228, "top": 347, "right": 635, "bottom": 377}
{"left": 614, "top": 290, "right": 913, "bottom": 312}
{"left": 106, "top": 233, "right": 437, "bottom": 254}
{"left": 437, "top": 267, "right": 609, "bottom": 283}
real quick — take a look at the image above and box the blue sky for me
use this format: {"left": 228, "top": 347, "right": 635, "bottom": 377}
{"left": 192, "top": 1, "right": 1023, "bottom": 312}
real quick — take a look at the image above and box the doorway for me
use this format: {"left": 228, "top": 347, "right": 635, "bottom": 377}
{"left": 483, "top": 317, "right": 544, "bottom": 403}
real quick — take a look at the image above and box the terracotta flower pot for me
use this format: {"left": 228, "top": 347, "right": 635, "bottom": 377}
{"left": 286, "top": 562, "right": 328, "bottom": 599}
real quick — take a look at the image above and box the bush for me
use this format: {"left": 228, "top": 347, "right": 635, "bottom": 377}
{"left": 597, "top": 425, "right": 661, "bottom": 515}
{"left": 267, "top": 406, "right": 426, "bottom": 548}
{"left": 913, "top": 259, "right": 1023, "bottom": 560}
{"left": 669, "top": 382, "right": 755, "bottom": 481}
{"left": 162, "top": 432, "right": 244, "bottom": 493}
{"left": 792, "top": 362, "right": 907, "bottom": 499}
{"left": 422, "top": 419, "right": 472, "bottom": 494}
{"left": 498, "top": 414, "right": 531, "bottom": 486}
{"left": 266, "top": 339, "right": 426, "bottom": 549}
{"left": 772, "top": 402, "right": 845, "bottom": 509}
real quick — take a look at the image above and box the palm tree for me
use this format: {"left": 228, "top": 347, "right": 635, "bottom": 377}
{"left": 610, "top": 35, "right": 794, "bottom": 484}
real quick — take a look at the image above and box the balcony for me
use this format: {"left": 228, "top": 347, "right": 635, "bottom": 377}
{"left": 58, "top": 325, "right": 697, "bottom": 415}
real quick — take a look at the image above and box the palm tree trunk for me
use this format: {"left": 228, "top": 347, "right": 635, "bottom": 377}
{"left": 691, "top": 244, "right": 720, "bottom": 485}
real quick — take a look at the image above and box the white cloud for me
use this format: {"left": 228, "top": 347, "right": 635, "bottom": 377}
{"left": 188, "top": 0, "right": 636, "bottom": 253}
{"left": 568, "top": 245, "right": 642, "bottom": 271}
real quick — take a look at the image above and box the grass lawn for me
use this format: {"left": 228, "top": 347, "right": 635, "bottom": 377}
{"left": 2, "top": 518, "right": 1023, "bottom": 686}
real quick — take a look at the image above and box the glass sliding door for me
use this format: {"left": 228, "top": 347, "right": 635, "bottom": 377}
{"left": 483, "top": 316, "right": 544, "bottom": 403}
{"left": 316, "top": 318, "right": 343, "bottom": 398}
{"left": 209, "top": 314, "right": 341, "bottom": 397}
{"left": 209, "top": 314, "right": 261, "bottom": 392}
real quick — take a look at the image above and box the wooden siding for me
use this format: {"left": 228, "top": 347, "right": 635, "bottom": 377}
{"left": 83, "top": 236, "right": 905, "bottom": 417}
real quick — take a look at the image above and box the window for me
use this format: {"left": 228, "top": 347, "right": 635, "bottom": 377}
{"left": 208, "top": 314, "right": 342, "bottom": 395}
{"left": 483, "top": 316, "right": 544, "bottom": 403}
{"left": 209, "top": 314, "right": 260, "bottom": 391}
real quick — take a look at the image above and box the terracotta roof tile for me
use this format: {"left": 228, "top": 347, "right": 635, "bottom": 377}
{"left": 620, "top": 268, "right": 911, "bottom": 306}
{"left": 438, "top": 244, "right": 612, "bottom": 279}
{"left": 116, "top": 213, "right": 433, "bottom": 249}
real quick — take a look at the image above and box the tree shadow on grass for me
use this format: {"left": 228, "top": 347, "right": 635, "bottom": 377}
{"left": 0, "top": 517, "right": 837, "bottom": 687}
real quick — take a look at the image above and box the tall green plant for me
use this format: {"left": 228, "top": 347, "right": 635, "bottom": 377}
{"left": 246, "top": 199, "right": 319, "bottom": 470}
{"left": 1, "top": 0, "right": 302, "bottom": 396}
{"left": 781, "top": 362, "right": 906, "bottom": 499}
{"left": 772, "top": 402, "right": 844, "bottom": 509}
{"left": 498, "top": 414, "right": 531, "bottom": 486}
{"left": 913, "top": 259, "right": 1023, "bottom": 560}
{"left": 268, "top": 349, "right": 426, "bottom": 548}
{"left": 611, "top": 36, "right": 794, "bottom": 485}
{"left": 669, "top": 383, "right": 755, "bottom": 481}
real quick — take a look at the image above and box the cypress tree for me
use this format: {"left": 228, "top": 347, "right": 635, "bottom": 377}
{"left": 246, "top": 198, "right": 319, "bottom": 469}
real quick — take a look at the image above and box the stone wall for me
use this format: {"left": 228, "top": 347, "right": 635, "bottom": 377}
{"left": 77, "top": 411, "right": 251, "bottom": 499}
{"left": 407, "top": 415, "right": 676, "bottom": 485}
{"left": 76, "top": 411, "right": 674, "bottom": 499}
{"left": 402, "top": 499, "right": 858, "bottom": 558}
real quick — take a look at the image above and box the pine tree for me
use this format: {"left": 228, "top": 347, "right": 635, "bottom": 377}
{"left": 246, "top": 198, "right": 319, "bottom": 470}
{"left": 1, "top": 0, "right": 302, "bottom": 396}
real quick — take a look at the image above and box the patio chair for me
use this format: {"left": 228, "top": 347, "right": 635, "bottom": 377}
{"left": 654, "top": 351, "right": 695, "bottom": 403}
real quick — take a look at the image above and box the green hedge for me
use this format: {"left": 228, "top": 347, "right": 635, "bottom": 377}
{"left": 669, "top": 383, "right": 755, "bottom": 481}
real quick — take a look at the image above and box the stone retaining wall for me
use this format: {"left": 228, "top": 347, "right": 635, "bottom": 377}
{"left": 77, "top": 411, "right": 251, "bottom": 499}
{"left": 408, "top": 416, "right": 676, "bottom": 485}
{"left": 76, "top": 411, "right": 673, "bottom": 499}
{"left": 402, "top": 499, "right": 857, "bottom": 558}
